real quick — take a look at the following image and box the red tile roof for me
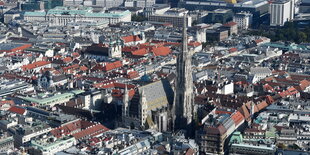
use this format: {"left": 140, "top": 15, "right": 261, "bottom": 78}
{"left": 72, "top": 52, "right": 80, "bottom": 57}
{"left": 72, "top": 124, "right": 109, "bottom": 140}
{"left": 0, "top": 100, "right": 15, "bottom": 105}
{"left": 126, "top": 71, "right": 139, "bottom": 79}
{"left": 63, "top": 57, "right": 72, "bottom": 62}
{"left": 300, "top": 79, "right": 310, "bottom": 90}
{"left": 8, "top": 106, "right": 26, "bottom": 115}
{"left": 131, "top": 48, "right": 148, "bottom": 56}
{"left": 122, "top": 35, "right": 141, "bottom": 43}
{"left": 151, "top": 46, "right": 171, "bottom": 56}
{"left": 266, "top": 95, "right": 275, "bottom": 104}
{"left": 228, "top": 48, "right": 238, "bottom": 53}
{"left": 122, "top": 46, "right": 139, "bottom": 52}
{"left": 188, "top": 41, "right": 202, "bottom": 47}
{"left": 257, "top": 101, "right": 268, "bottom": 111}
{"left": 50, "top": 120, "right": 95, "bottom": 138}
{"left": 263, "top": 84, "right": 275, "bottom": 92}
{"left": 238, "top": 104, "right": 250, "bottom": 121}
{"left": 230, "top": 111, "right": 244, "bottom": 126}
{"left": 80, "top": 66, "right": 88, "bottom": 71}
{"left": 22, "top": 61, "right": 51, "bottom": 71}
{"left": 103, "top": 61, "right": 122, "bottom": 71}
{"left": 223, "top": 21, "right": 237, "bottom": 27}
{"left": 255, "top": 39, "right": 264, "bottom": 44}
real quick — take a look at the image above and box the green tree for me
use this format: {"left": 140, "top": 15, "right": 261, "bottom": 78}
{"left": 132, "top": 14, "right": 147, "bottom": 22}
{"left": 298, "top": 31, "right": 307, "bottom": 43}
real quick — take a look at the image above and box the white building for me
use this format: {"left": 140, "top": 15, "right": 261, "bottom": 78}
{"left": 233, "top": 12, "right": 253, "bottom": 30}
{"left": 270, "top": 0, "right": 295, "bottom": 26}
{"left": 96, "top": 0, "right": 124, "bottom": 9}
{"left": 250, "top": 67, "right": 272, "bottom": 83}
{"left": 63, "top": 0, "right": 84, "bottom": 6}
{"left": 124, "top": 0, "right": 155, "bottom": 8}
{"left": 31, "top": 136, "right": 76, "bottom": 155}
{"left": 24, "top": 6, "right": 131, "bottom": 26}
{"left": 143, "top": 4, "right": 170, "bottom": 18}
{"left": 148, "top": 8, "right": 192, "bottom": 27}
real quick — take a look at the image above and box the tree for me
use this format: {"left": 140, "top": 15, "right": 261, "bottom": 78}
{"left": 298, "top": 31, "right": 307, "bottom": 43}
{"left": 132, "top": 14, "right": 147, "bottom": 22}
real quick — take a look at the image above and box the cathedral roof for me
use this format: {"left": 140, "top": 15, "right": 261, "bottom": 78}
{"left": 138, "top": 79, "right": 174, "bottom": 111}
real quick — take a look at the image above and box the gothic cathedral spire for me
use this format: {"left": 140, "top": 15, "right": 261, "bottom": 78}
{"left": 174, "top": 13, "right": 194, "bottom": 136}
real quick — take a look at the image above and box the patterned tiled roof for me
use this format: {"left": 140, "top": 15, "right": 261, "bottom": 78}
{"left": 138, "top": 80, "right": 174, "bottom": 111}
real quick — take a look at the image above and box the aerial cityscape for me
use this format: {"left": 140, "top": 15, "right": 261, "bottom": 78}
{"left": 0, "top": 0, "right": 309, "bottom": 154}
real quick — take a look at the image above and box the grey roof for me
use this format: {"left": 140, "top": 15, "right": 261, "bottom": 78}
{"left": 0, "top": 43, "right": 27, "bottom": 50}
{"left": 52, "top": 74, "right": 67, "bottom": 82}
{"left": 250, "top": 67, "right": 272, "bottom": 75}
{"left": 0, "top": 66, "right": 8, "bottom": 71}
{"left": 138, "top": 79, "right": 174, "bottom": 111}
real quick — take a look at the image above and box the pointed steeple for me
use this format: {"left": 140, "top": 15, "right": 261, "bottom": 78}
{"left": 182, "top": 13, "right": 188, "bottom": 53}
{"left": 173, "top": 13, "right": 194, "bottom": 137}
{"left": 123, "top": 84, "right": 129, "bottom": 117}
{"left": 140, "top": 88, "right": 148, "bottom": 127}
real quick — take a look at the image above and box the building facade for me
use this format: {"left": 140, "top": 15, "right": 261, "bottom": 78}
{"left": 24, "top": 6, "right": 131, "bottom": 26}
{"left": 233, "top": 12, "right": 253, "bottom": 30}
{"left": 122, "top": 80, "right": 174, "bottom": 132}
{"left": 148, "top": 8, "right": 192, "bottom": 27}
{"left": 270, "top": 0, "right": 295, "bottom": 26}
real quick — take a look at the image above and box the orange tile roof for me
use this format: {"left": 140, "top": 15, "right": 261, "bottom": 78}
{"left": 300, "top": 79, "right": 310, "bottom": 90}
{"left": 188, "top": 41, "right": 202, "bottom": 47}
{"left": 230, "top": 111, "right": 244, "bottom": 126}
{"left": 122, "top": 35, "right": 141, "bottom": 43}
{"left": 151, "top": 46, "right": 171, "bottom": 56}
{"left": 103, "top": 61, "right": 122, "bottom": 71}
{"left": 0, "top": 100, "right": 15, "bottom": 105}
{"left": 228, "top": 48, "right": 238, "bottom": 53}
{"left": 239, "top": 104, "right": 250, "bottom": 121}
{"left": 263, "top": 84, "right": 275, "bottom": 92}
{"left": 126, "top": 71, "right": 139, "bottom": 79}
{"left": 63, "top": 64, "right": 79, "bottom": 71}
{"left": 80, "top": 66, "right": 88, "bottom": 71}
{"left": 63, "top": 57, "right": 72, "bottom": 62}
{"left": 72, "top": 52, "right": 80, "bottom": 57}
{"left": 257, "top": 101, "right": 268, "bottom": 111}
{"left": 131, "top": 48, "right": 148, "bottom": 56}
{"left": 22, "top": 61, "right": 51, "bottom": 71}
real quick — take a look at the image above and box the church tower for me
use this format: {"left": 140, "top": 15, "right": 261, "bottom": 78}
{"left": 108, "top": 36, "right": 122, "bottom": 58}
{"left": 173, "top": 14, "right": 194, "bottom": 135}
{"left": 122, "top": 84, "right": 129, "bottom": 119}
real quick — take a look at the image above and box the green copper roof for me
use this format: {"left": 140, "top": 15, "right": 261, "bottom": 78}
{"left": 20, "top": 90, "right": 84, "bottom": 106}
{"left": 265, "top": 127, "right": 277, "bottom": 138}
{"left": 262, "top": 43, "right": 310, "bottom": 50}
{"left": 229, "top": 131, "right": 243, "bottom": 144}
{"left": 24, "top": 11, "right": 46, "bottom": 16}
{"left": 45, "top": 6, "right": 130, "bottom": 17}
